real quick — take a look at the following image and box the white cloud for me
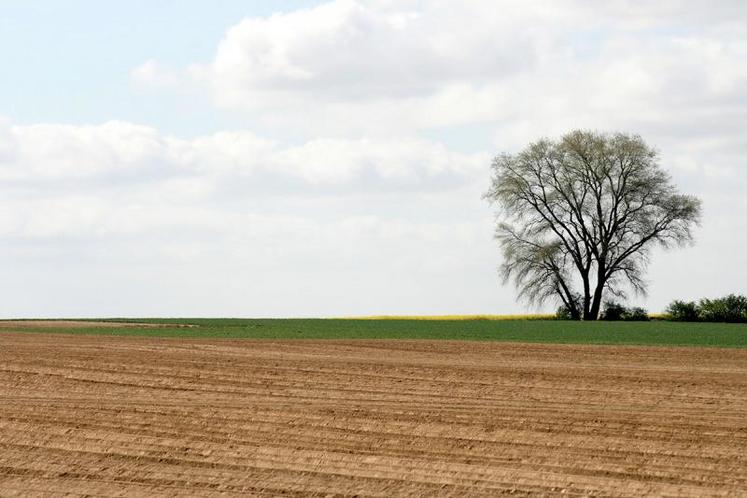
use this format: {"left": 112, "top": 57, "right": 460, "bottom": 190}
{"left": 3, "top": 121, "right": 166, "bottom": 180}
{"left": 133, "top": 0, "right": 747, "bottom": 141}
{"left": 205, "top": 0, "right": 534, "bottom": 104}
{"left": 0, "top": 118, "right": 486, "bottom": 238}
{"left": 0, "top": 112, "right": 505, "bottom": 316}
{"left": 1, "top": 120, "right": 484, "bottom": 187}
{"left": 135, "top": 0, "right": 562, "bottom": 132}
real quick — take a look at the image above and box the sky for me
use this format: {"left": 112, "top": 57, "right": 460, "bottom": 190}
{"left": 1, "top": 0, "right": 745, "bottom": 318}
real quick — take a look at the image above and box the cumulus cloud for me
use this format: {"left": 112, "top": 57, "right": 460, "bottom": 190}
{"left": 132, "top": 0, "right": 564, "bottom": 131}
{"left": 203, "top": 0, "right": 541, "bottom": 103}
{"left": 132, "top": 0, "right": 747, "bottom": 140}
{"left": 0, "top": 116, "right": 498, "bottom": 316}
{"left": 0, "top": 118, "right": 486, "bottom": 238}
{"left": 1, "top": 121, "right": 484, "bottom": 189}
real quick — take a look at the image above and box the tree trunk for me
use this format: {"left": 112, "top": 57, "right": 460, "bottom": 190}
{"left": 589, "top": 290, "right": 603, "bottom": 320}
{"left": 588, "top": 272, "right": 606, "bottom": 320}
{"left": 581, "top": 272, "right": 592, "bottom": 320}
{"left": 557, "top": 278, "right": 581, "bottom": 321}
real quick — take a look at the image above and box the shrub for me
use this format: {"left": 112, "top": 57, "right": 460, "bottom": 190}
{"left": 666, "top": 300, "right": 699, "bottom": 322}
{"left": 555, "top": 305, "right": 573, "bottom": 320}
{"left": 698, "top": 294, "right": 747, "bottom": 323}
{"left": 600, "top": 302, "right": 649, "bottom": 321}
{"left": 624, "top": 307, "right": 650, "bottom": 321}
{"left": 665, "top": 294, "right": 747, "bottom": 322}
{"left": 555, "top": 293, "right": 582, "bottom": 320}
{"left": 601, "top": 301, "right": 627, "bottom": 321}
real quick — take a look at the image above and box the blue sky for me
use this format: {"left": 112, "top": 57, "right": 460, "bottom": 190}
{"left": 1, "top": 1, "right": 745, "bottom": 317}
{"left": 0, "top": 1, "right": 321, "bottom": 134}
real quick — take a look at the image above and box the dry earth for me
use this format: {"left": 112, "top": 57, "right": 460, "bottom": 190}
{"left": 0, "top": 321, "right": 195, "bottom": 329}
{"left": 0, "top": 331, "right": 745, "bottom": 497}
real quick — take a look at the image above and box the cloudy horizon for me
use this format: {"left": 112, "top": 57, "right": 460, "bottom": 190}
{"left": 1, "top": 0, "right": 745, "bottom": 317}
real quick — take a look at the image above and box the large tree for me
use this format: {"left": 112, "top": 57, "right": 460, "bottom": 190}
{"left": 485, "top": 130, "right": 701, "bottom": 320}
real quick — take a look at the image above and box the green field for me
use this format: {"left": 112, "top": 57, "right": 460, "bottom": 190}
{"left": 3, "top": 318, "right": 747, "bottom": 347}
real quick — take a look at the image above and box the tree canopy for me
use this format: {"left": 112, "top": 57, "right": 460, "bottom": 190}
{"left": 485, "top": 130, "right": 701, "bottom": 320}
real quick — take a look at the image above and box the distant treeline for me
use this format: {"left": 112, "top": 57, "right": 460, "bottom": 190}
{"left": 666, "top": 294, "right": 747, "bottom": 323}
{"left": 556, "top": 294, "right": 747, "bottom": 323}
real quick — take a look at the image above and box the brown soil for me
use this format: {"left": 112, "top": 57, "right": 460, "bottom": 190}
{"left": 0, "top": 320, "right": 195, "bottom": 329}
{"left": 0, "top": 333, "right": 745, "bottom": 497}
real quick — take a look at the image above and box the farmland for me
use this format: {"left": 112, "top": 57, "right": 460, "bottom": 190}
{"left": 1, "top": 320, "right": 746, "bottom": 496}
{"left": 2, "top": 317, "right": 747, "bottom": 347}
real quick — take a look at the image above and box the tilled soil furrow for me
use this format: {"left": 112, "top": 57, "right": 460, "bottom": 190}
{"left": 2, "top": 434, "right": 743, "bottom": 493}
{"left": 1, "top": 332, "right": 745, "bottom": 497}
{"left": 2, "top": 413, "right": 745, "bottom": 474}
{"left": 0, "top": 449, "right": 585, "bottom": 497}
{"left": 3, "top": 407, "right": 745, "bottom": 470}
{"left": 3, "top": 423, "right": 745, "bottom": 490}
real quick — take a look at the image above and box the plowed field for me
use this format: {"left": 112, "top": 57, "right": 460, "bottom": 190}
{"left": 1, "top": 332, "right": 745, "bottom": 496}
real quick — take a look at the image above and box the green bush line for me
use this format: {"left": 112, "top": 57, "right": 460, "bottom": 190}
{"left": 667, "top": 294, "right": 747, "bottom": 323}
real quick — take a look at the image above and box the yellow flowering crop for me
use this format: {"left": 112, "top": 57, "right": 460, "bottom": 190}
{"left": 341, "top": 314, "right": 556, "bottom": 321}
